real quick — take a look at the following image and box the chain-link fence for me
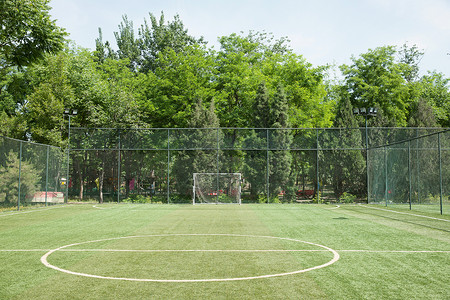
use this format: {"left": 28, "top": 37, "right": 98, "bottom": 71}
{"left": 368, "top": 128, "right": 449, "bottom": 214}
{"left": 2, "top": 128, "right": 448, "bottom": 214}
{"left": 66, "top": 127, "right": 449, "bottom": 214}
{"left": 0, "top": 136, "right": 64, "bottom": 211}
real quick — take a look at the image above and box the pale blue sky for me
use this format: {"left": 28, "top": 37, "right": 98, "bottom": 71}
{"left": 50, "top": 0, "right": 450, "bottom": 77}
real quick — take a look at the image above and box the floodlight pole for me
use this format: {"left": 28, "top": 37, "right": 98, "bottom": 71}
{"left": 63, "top": 109, "right": 77, "bottom": 203}
{"left": 353, "top": 107, "right": 377, "bottom": 203}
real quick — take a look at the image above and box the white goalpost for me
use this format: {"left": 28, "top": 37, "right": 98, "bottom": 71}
{"left": 193, "top": 173, "right": 242, "bottom": 205}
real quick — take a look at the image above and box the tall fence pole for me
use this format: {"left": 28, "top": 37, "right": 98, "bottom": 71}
{"left": 316, "top": 129, "right": 320, "bottom": 202}
{"left": 384, "top": 146, "right": 388, "bottom": 207}
{"left": 167, "top": 129, "right": 170, "bottom": 204}
{"left": 217, "top": 128, "right": 220, "bottom": 204}
{"left": 266, "top": 129, "right": 270, "bottom": 204}
{"left": 45, "top": 145, "right": 49, "bottom": 206}
{"left": 416, "top": 128, "right": 421, "bottom": 203}
{"left": 65, "top": 115, "right": 71, "bottom": 203}
{"left": 117, "top": 129, "right": 121, "bottom": 203}
{"left": 438, "top": 132, "right": 443, "bottom": 215}
{"left": 365, "top": 117, "right": 369, "bottom": 203}
{"left": 408, "top": 141, "right": 412, "bottom": 210}
{"left": 17, "top": 141, "right": 23, "bottom": 211}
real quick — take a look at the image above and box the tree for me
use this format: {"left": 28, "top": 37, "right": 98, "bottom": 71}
{"left": 0, "top": 150, "right": 40, "bottom": 204}
{"left": 138, "top": 12, "right": 205, "bottom": 73}
{"left": 215, "top": 32, "right": 332, "bottom": 128}
{"left": 408, "top": 98, "right": 437, "bottom": 127}
{"left": 341, "top": 46, "right": 411, "bottom": 127}
{"left": 144, "top": 45, "right": 218, "bottom": 127}
{"left": 172, "top": 99, "right": 221, "bottom": 200}
{"left": 243, "top": 83, "right": 294, "bottom": 201}
{"left": 325, "top": 96, "right": 366, "bottom": 199}
{"left": 398, "top": 43, "right": 424, "bottom": 83}
{"left": 269, "top": 85, "right": 293, "bottom": 201}
{"left": 113, "top": 16, "right": 141, "bottom": 70}
{"left": 0, "top": 0, "right": 66, "bottom": 138}
{"left": 416, "top": 72, "right": 450, "bottom": 127}
{"left": 243, "top": 83, "right": 270, "bottom": 200}
{"left": 0, "top": 0, "right": 66, "bottom": 72}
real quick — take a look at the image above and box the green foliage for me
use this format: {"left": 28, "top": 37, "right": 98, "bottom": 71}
{"left": 0, "top": 10, "right": 448, "bottom": 148}
{"left": 339, "top": 192, "right": 357, "bottom": 203}
{"left": 172, "top": 99, "right": 221, "bottom": 196}
{"left": 244, "top": 83, "right": 294, "bottom": 200}
{"left": 0, "top": 0, "right": 66, "bottom": 71}
{"left": 325, "top": 97, "right": 366, "bottom": 198}
{"left": 0, "top": 151, "right": 40, "bottom": 204}
{"left": 341, "top": 46, "right": 411, "bottom": 127}
{"left": 416, "top": 72, "right": 450, "bottom": 127}
{"left": 145, "top": 45, "right": 217, "bottom": 127}
{"left": 122, "top": 194, "right": 152, "bottom": 203}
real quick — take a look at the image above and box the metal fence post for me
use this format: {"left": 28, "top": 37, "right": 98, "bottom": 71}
{"left": 217, "top": 128, "right": 220, "bottom": 204}
{"left": 384, "top": 146, "right": 388, "bottom": 207}
{"left": 316, "top": 129, "right": 320, "bottom": 203}
{"left": 45, "top": 145, "right": 49, "bottom": 206}
{"left": 267, "top": 129, "right": 270, "bottom": 204}
{"left": 65, "top": 115, "right": 71, "bottom": 203}
{"left": 408, "top": 141, "right": 412, "bottom": 210}
{"left": 438, "top": 132, "right": 443, "bottom": 215}
{"left": 17, "top": 141, "right": 23, "bottom": 211}
{"left": 117, "top": 129, "right": 121, "bottom": 203}
{"left": 167, "top": 129, "right": 170, "bottom": 204}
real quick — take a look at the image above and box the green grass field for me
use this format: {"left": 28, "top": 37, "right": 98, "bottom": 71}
{"left": 1, "top": 204, "right": 449, "bottom": 299}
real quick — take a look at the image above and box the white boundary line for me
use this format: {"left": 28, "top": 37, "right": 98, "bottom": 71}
{"left": 92, "top": 205, "right": 111, "bottom": 210}
{"left": 0, "top": 205, "right": 66, "bottom": 217}
{"left": 40, "top": 234, "right": 340, "bottom": 282}
{"left": 2, "top": 249, "right": 449, "bottom": 253}
{"left": 360, "top": 205, "right": 450, "bottom": 222}
{"left": 326, "top": 205, "right": 340, "bottom": 210}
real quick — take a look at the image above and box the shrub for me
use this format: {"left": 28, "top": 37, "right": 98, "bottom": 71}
{"left": 340, "top": 192, "right": 356, "bottom": 203}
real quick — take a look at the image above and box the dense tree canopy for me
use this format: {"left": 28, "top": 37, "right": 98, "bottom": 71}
{"left": 1, "top": 7, "right": 448, "bottom": 205}
{"left": 0, "top": 10, "right": 448, "bottom": 145}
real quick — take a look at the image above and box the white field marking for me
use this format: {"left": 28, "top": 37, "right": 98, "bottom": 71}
{"left": 0, "top": 249, "right": 52, "bottom": 252}
{"left": 337, "top": 250, "right": 450, "bottom": 253}
{"left": 40, "top": 234, "right": 340, "bottom": 283}
{"left": 3, "top": 248, "right": 450, "bottom": 253}
{"left": 360, "top": 205, "right": 450, "bottom": 222}
{"left": 92, "top": 205, "right": 111, "bottom": 210}
{"left": 326, "top": 205, "right": 340, "bottom": 210}
{"left": 0, "top": 205, "right": 66, "bottom": 217}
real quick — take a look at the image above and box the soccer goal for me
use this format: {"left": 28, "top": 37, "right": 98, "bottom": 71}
{"left": 193, "top": 173, "right": 241, "bottom": 205}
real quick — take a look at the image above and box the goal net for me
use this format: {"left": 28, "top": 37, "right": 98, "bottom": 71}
{"left": 193, "top": 173, "right": 241, "bottom": 204}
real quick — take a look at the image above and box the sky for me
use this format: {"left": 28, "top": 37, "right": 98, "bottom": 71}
{"left": 49, "top": 0, "right": 450, "bottom": 78}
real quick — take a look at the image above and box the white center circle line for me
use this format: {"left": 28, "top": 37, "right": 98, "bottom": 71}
{"left": 40, "top": 234, "right": 340, "bottom": 282}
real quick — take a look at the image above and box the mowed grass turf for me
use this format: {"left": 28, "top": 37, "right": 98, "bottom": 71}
{"left": 0, "top": 204, "right": 449, "bottom": 299}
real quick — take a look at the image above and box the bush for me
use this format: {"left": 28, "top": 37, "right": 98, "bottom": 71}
{"left": 122, "top": 194, "right": 151, "bottom": 203}
{"left": 340, "top": 192, "right": 356, "bottom": 203}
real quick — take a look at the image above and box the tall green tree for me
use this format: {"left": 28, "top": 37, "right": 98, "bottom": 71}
{"left": 144, "top": 45, "right": 217, "bottom": 127}
{"left": 215, "top": 32, "right": 332, "bottom": 128}
{"left": 0, "top": 0, "right": 66, "bottom": 72}
{"left": 326, "top": 96, "right": 366, "bottom": 199}
{"left": 138, "top": 12, "right": 205, "bottom": 73}
{"left": 243, "top": 83, "right": 270, "bottom": 200}
{"left": 341, "top": 46, "right": 410, "bottom": 126}
{"left": 416, "top": 72, "right": 450, "bottom": 127}
{"left": 113, "top": 16, "right": 141, "bottom": 70}
{"left": 172, "top": 99, "right": 220, "bottom": 200}
{"left": 0, "top": 0, "right": 66, "bottom": 137}
{"left": 269, "top": 84, "right": 293, "bottom": 201}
